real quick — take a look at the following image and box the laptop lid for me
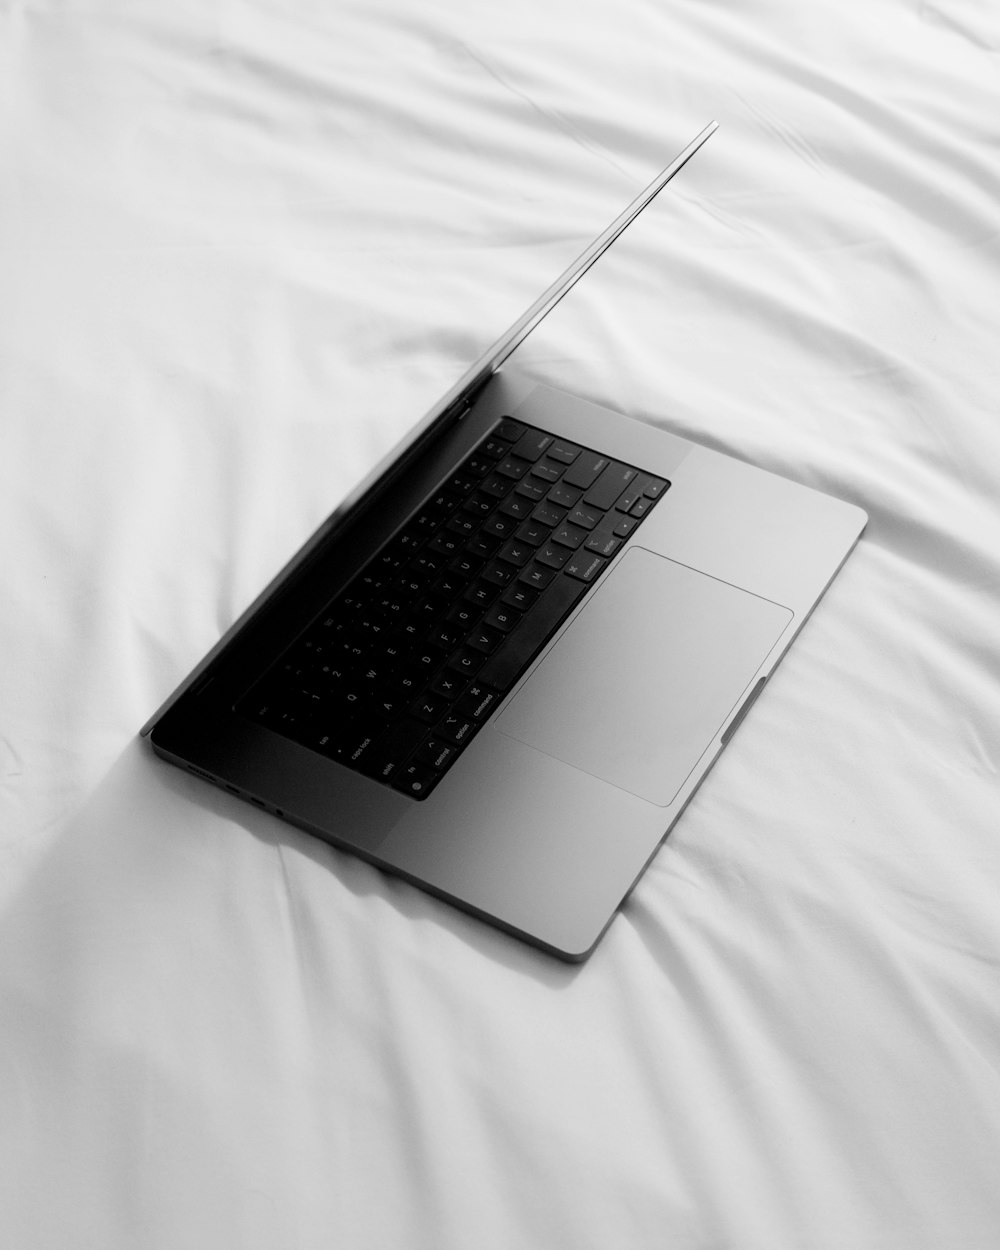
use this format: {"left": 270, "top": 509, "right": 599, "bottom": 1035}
{"left": 141, "top": 121, "right": 718, "bottom": 735}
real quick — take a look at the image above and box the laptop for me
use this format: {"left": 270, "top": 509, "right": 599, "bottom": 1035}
{"left": 142, "top": 122, "right": 867, "bottom": 960}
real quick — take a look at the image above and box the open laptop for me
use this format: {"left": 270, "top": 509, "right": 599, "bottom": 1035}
{"left": 142, "top": 122, "right": 867, "bottom": 960}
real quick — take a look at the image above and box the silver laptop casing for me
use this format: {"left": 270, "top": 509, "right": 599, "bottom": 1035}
{"left": 143, "top": 124, "right": 866, "bottom": 960}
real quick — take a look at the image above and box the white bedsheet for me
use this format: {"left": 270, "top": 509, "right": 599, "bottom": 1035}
{"left": 4, "top": 1, "right": 1000, "bottom": 1246}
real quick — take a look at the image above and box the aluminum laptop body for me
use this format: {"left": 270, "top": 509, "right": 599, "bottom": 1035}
{"left": 143, "top": 123, "right": 867, "bottom": 960}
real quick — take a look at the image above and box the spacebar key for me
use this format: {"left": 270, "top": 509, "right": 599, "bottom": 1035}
{"left": 476, "top": 574, "right": 587, "bottom": 691}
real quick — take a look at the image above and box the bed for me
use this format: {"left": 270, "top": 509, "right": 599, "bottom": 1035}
{"left": 4, "top": 0, "right": 1000, "bottom": 1245}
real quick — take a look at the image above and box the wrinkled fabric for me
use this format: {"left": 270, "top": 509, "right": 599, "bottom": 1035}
{"left": 3, "top": 1, "right": 1000, "bottom": 1247}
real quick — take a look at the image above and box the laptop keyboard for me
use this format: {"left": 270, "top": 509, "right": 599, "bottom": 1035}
{"left": 238, "top": 419, "right": 669, "bottom": 798}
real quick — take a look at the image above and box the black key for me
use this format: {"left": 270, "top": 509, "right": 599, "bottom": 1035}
{"left": 392, "top": 572, "right": 428, "bottom": 601}
{"left": 614, "top": 481, "right": 644, "bottom": 513}
{"left": 378, "top": 635, "right": 414, "bottom": 669}
{"left": 448, "top": 647, "right": 486, "bottom": 678}
{"left": 456, "top": 682, "right": 501, "bottom": 721}
{"left": 463, "top": 493, "right": 494, "bottom": 518}
{"left": 340, "top": 579, "right": 380, "bottom": 606}
{"left": 374, "top": 549, "right": 406, "bottom": 577}
{"left": 251, "top": 692, "right": 315, "bottom": 739}
{"left": 463, "top": 581, "right": 499, "bottom": 609}
{"left": 480, "top": 560, "right": 514, "bottom": 588}
{"left": 536, "top": 543, "right": 570, "bottom": 570}
{"left": 547, "top": 440, "right": 580, "bottom": 465}
{"left": 433, "top": 570, "right": 467, "bottom": 598}
{"left": 371, "top": 688, "right": 408, "bottom": 719}
{"left": 428, "top": 532, "right": 462, "bottom": 557}
{"left": 564, "top": 551, "right": 608, "bottom": 583}
{"left": 450, "top": 552, "right": 483, "bottom": 579}
{"left": 334, "top": 640, "right": 368, "bottom": 670}
{"left": 357, "top": 609, "right": 391, "bottom": 637}
{"left": 499, "top": 494, "right": 534, "bottom": 521}
{"left": 613, "top": 515, "right": 639, "bottom": 538}
{"left": 462, "top": 454, "right": 493, "bottom": 477}
{"left": 409, "top": 552, "right": 446, "bottom": 578}
{"left": 378, "top": 662, "right": 415, "bottom": 699}
{"left": 291, "top": 707, "right": 341, "bottom": 754}
{"left": 479, "top": 437, "right": 508, "bottom": 460}
{"left": 344, "top": 721, "right": 389, "bottom": 772}
{"left": 411, "top": 645, "right": 447, "bottom": 675}
{"left": 445, "top": 472, "right": 478, "bottom": 497}
{"left": 529, "top": 461, "right": 561, "bottom": 484}
{"left": 497, "top": 418, "right": 526, "bottom": 441}
{"left": 629, "top": 496, "right": 653, "bottom": 519}
{"left": 483, "top": 513, "right": 517, "bottom": 540}
{"left": 497, "top": 538, "right": 533, "bottom": 567}
{"left": 480, "top": 473, "right": 514, "bottom": 500}
{"left": 412, "top": 510, "right": 443, "bottom": 535}
{"left": 299, "top": 634, "right": 335, "bottom": 662}
{"left": 446, "top": 513, "right": 477, "bottom": 537}
{"left": 501, "top": 583, "right": 538, "bottom": 611}
{"left": 511, "top": 429, "right": 553, "bottom": 462}
{"left": 496, "top": 456, "right": 528, "bottom": 480}
{"left": 271, "top": 658, "right": 314, "bottom": 689}
{"left": 394, "top": 621, "right": 422, "bottom": 646}
{"left": 428, "top": 489, "right": 462, "bottom": 515}
{"left": 644, "top": 477, "right": 670, "bottom": 499}
{"left": 429, "top": 670, "right": 467, "bottom": 700}
{"left": 360, "top": 716, "right": 428, "bottom": 782}
{"left": 411, "top": 694, "right": 447, "bottom": 723}
{"left": 437, "top": 714, "right": 476, "bottom": 746}
{"left": 584, "top": 462, "right": 637, "bottom": 510}
{"left": 552, "top": 524, "right": 587, "bottom": 550}
{"left": 584, "top": 531, "right": 621, "bottom": 557}
{"left": 315, "top": 659, "right": 350, "bottom": 689}
{"left": 514, "top": 477, "right": 547, "bottom": 502}
{"left": 518, "top": 563, "right": 555, "bottom": 590}
{"left": 446, "top": 602, "right": 480, "bottom": 630}
{"left": 477, "top": 574, "right": 587, "bottom": 690}
{"left": 563, "top": 452, "right": 609, "bottom": 490}
{"left": 414, "top": 594, "right": 448, "bottom": 622}
{"left": 392, "top": 762, "right": 440, "bottom": 799}
{"left": 546, "top": 482, "right": 580, "bottom": 509}
{"left": 566, "top": 504, "right": 603, "bottom": 531}
{"left": 515, "top": 519, "right": 549, "bottom": 547}
{"left": 464, "top": 534, "right": 499, "bottom": 561}
{"left": 300, "top": 714, "right": 352, "bottom": 758}
{"left": 401, "top": 522, "right": 433, "bottom": 548}
{"left": 531, "top": 502, "right": 565, "bottom": 528}
{"left": 415, "top": 738, "right": 459, "bottom": 771}
{"left": 427, "top": 622, "right": 462, "bottom": 651}
{"left": 467, "top": 625, "right": 503, "bottom": 654}
{"left": 483, "top": 602, "right": 520, "bottom": 631}
{"left": 354, "top": 651, "right": 397, "bottom": 687}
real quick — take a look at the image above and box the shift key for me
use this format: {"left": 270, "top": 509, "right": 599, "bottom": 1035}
{"left": 583, "top": 462, "right": 637, "bottom": 510}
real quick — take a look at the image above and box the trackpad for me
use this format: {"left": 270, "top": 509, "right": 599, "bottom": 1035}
{"left": 494, "top": 547, "right": 792, "bottom": 807}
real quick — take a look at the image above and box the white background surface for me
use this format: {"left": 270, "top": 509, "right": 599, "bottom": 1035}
{"left": 4, "top": 1, "right": 1000, "bottom": 1246}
